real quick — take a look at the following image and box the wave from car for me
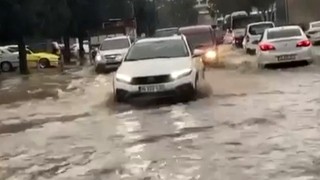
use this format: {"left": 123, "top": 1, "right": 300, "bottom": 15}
{"left": 113, "top": 35, "right": 205, "bottom": 102}
{"left": 256, "top": 26, "right": 313, "bottom": 68}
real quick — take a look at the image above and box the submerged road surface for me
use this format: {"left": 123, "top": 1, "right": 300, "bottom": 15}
{"left": 1, "top": 48, "right": 320, "bottom": 180}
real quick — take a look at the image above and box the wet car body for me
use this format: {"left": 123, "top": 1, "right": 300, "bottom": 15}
{"left": 95, "top": 36, "right": 131, "bottom": 73}
{"left": 0, "top": 47, "right": 19, "bottom": 72}
{"left": 178, "top": 25, "right": 219, "bottom": 64}
{"left": 257, "top": 26, "right": 313, "bottom": 67}
{"left": 243, "top": 21, "right": 275, "bottom": 55}
{"left": 113, "top": 35, "right": 205, "bottom": 102}
{"left": 305, "top": 21, "right": 320, "bottom": 44}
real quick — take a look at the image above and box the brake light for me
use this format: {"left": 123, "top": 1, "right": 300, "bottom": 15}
{"left": 246, "top": 36, "right": 249, "bottom": 42}
{"left": 259, "top": 43, "right": 275, "bottom": 51}
{"left": 296, "top": 40, "right": 311, "bottom": 47}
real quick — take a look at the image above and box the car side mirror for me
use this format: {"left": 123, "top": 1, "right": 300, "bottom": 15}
{"left": 193, "top": 49, "right": 205, "bottom": 57}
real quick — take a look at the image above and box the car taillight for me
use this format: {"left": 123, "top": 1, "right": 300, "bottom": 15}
{"left": 259, "top": 43, "right": 275, "bottom": 51}
{"left": 246, "top": 36, "right": 249, "bottom": 42}
{"left": 296, "top": 40, "right": 311, "bottom": 47}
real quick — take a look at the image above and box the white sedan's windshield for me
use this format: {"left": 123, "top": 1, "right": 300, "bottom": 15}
{"left": 125, "top": 39, "right": 189, "bottom": 61}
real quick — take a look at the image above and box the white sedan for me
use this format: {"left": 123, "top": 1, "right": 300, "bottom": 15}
{"left": 113, "top": 35, "right": 205, "bottom": 102}
{"left": 0, "top": 47, "right": 19, "bottom": 72}
{"left": 305, "top": 20, "right": 320, "bottom": 44}
{"left": 256, "top": 26, "right": 313, "bottom": 68}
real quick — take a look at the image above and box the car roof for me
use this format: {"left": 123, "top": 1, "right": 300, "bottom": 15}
{"left": 310, "top": 21, "right": 320, "bottom": 25}
{"left": 266, "top": 25, "right": 301, "bottom": 32}
{"left": 247, "top": 21, "right": 274, "bottom": 27}
{"left": 135, "top": 35, "right": 184, "bottom": 44}
{"left": 179, "top": 25, "right": 211, "bottom": 33}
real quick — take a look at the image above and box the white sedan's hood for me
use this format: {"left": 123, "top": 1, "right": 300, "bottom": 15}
{"left": 99, "top": 48, "right": 128, "bottom": 56}
{"left": 117, "top": 57, "right": 192, "bottom": 77}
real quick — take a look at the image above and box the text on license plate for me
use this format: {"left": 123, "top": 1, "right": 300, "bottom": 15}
{"left": 139, "top": 85, "right": 165, "bottom": 93}
{"left": 277, "top": 54, "right": 296, "bottom": 61}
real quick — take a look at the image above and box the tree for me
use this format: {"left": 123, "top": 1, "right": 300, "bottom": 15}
{"left": 156, "top": 0, "right": 198, "bottom": 28}
{"left": 0, "top": 0, "right": 43, "bottom": 74}
{"left": 208, "top": 0, "right": 251, "bottom": 16}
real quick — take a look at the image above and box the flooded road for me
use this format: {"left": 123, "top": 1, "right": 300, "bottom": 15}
{"left": 1, "top": 48, "right": 320, "bottom": 180}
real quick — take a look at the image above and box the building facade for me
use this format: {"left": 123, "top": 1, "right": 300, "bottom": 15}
{"left": 276, "top": 0, "right": 320, "bottom": 26}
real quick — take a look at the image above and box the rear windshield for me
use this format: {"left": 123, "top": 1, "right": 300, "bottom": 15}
{"left": 249, "top": 23, "right": 274, "bottom": 35}
{"left": 267, "top": 29, "right": 302, "bottom": 39}
{"left": 311, "top": 22, "right": 320, "bottom": 28}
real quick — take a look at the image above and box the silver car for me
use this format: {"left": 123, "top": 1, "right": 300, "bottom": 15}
{"left": 0, "top": 46, "right": 19, "bottom": 72}
{"left": 256, "top": 26, "right": 313, "bottom": 68}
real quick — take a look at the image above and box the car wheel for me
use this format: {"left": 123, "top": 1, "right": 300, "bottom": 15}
{"left": 114, "top": 90, "right": 126, "bottom": 103}
{"left": 38, "top": 58, "right": 50, "bottom": 68}
{"left": 0, "top": 62, "right": 13, "bottom": 72}
{"left": 245, "top": 48, "right": 250, "bottom": 54}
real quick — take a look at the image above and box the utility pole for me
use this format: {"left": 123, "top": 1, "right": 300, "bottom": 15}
{"left": 284, "top": 0, "right": 289, "bottom": 24}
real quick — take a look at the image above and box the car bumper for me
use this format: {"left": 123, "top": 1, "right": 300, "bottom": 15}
{"left": 257, "top": 47, "right": 313, "bottom": 65}
{"left": 114, "top": 75, "right": 195, "bottom": 99}
{"left": 246, "top": 43, "right": 257, "bottom": 51}
{"left": 95, "top": 62, "right": 121, "bottom": 72}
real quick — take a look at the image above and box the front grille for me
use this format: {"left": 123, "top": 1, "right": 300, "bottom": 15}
{"left": 104, "top": 55, "right": 117, "bottom": 60}
{"left": 131, "top": 75, "right": 171, "bottom": 85}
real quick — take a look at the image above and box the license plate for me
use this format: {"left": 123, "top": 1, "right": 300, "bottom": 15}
{"left": 107, "top": 59, "right": 116, "bottom": 62}
{"left": 139, "top": 85, "right": 165, "bottom": 93}
{"left": 277, "top": 54, "right": 296, "bottom": 61}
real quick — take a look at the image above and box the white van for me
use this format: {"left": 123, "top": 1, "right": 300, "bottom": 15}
{"left": 243, "top": 21, "right": 275, "bottom": 54}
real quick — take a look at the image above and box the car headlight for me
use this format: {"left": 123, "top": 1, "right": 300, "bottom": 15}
{"left": 205, "top": 50, "right": 217, "bottom": 59}
{"left": 115, "top": 55, "right": 123, "bottom": 61}
{"left": 96, "top": 54, "right": 102, "bottom": 61}
{"left": 171, "top": 69, "right": 192, "bottom": 79}
{"left": 116, "top": 74, "right": 132, "bottom": 83}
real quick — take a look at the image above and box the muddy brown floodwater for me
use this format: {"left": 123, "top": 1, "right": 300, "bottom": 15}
{"left": 1, "top": 47, "right": 320, "bottom": 180}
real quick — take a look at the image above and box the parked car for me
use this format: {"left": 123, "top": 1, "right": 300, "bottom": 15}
{"left": 256, "top": 26, "right": 313, "bottom": 68}
{"left": 5, "top": 45, "right": 60, "bottom": 68}
{"left": 0, "top": 47, "right": 19, "bottom": 72}
{"left": 243, "top": 21, "right": 275, "bottom": 55}
{"left": 113, "top": 35, "right": 205, "bottom": 102}
{"left": 95, "top": 36, "right": 132, "bottom": 73}
{"left": 179, "top": 25, "right": 220, "bottom": 65}
{"left": 305, "top": 20, "right": 320, "bottom": 44}
{"left": 154, "top": 27, "right": 179, "bottom": 37}
{"left": 70, "top": 40, "right": 90, "bottom": 57}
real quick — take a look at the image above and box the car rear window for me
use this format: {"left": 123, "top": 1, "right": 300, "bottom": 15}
{"left": 249, "top": 23, "right": 274, "bottom": 35}
{"left": 311, "top": 22, "right": 320, "bottom": 28}
{"left": 267, "top": 29, "right": 302, "bottom": 39}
